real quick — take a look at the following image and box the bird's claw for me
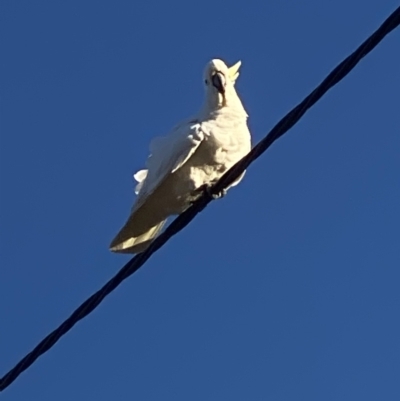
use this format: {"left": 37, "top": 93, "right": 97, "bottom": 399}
{"left": 203, "top": 185, "right": 227, "bottom": 200}
{"left": 190, "top": 184, "right": 227, "bottom": 203}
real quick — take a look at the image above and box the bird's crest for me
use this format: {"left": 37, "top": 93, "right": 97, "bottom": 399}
{"left": 228, "top": 60, "right": 241, "bottom": 83}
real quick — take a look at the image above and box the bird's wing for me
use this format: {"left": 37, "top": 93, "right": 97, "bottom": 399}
{"left": 133, "top": 169, "right": 148, "bottom": 195}
{"left": 133, "top": 118, "right": 206, "bottom": 210}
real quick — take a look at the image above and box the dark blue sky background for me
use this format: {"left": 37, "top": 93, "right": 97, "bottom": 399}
{"left": 1, "top": 1, "right": 399, "bottom": 399}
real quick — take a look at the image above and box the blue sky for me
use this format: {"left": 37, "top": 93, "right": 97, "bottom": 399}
{"left": 1, "top": 1, "right": 399, "bottom": 399}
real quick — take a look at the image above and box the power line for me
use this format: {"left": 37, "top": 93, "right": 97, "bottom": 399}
{"left": 1, "top": 6, "right": 399, "bottom": 392}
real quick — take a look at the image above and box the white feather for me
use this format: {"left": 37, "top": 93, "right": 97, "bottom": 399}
{"left": 110, "top": 59, "right": 251, "bottom": 254}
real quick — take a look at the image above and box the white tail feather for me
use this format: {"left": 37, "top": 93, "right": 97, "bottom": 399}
{"left": 109, "top": 219, "right": 166, "bottom": 254}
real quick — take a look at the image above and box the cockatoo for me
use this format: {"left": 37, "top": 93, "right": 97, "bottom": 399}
{"left": 110, "top": 59, "right": 251, "bottom": 254}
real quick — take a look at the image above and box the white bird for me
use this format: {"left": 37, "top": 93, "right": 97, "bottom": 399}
{"left": 110, "top": 59, "right": 251, "bottom": 254}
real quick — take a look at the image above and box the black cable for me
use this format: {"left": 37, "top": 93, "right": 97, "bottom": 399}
{"left": 1, "top": 6, "right": 399, "bottom": 392}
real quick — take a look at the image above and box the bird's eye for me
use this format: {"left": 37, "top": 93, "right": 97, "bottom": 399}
{"left": 204, "top": 79, "right": 208, "bottom": 85}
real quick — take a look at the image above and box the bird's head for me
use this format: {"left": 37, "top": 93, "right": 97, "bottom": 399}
{"left": 203, "top": 59, "right": 242, "bottom": 109}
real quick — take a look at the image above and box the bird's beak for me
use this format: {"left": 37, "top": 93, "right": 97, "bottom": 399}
{"left": 212, "top": 72, "right": 225, "bottom": 94}
{"left": 228, "top": 60, "right": 241, "bottom": 82}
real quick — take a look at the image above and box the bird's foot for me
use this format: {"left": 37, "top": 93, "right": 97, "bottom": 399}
{"left": 203, "top": 184, "right": 227, "bottom": 200}
{"left": 190, "top": 184, "right": 227, "bottom": 204}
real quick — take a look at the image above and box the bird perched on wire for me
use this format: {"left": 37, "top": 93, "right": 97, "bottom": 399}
{"left": 110, "top": 58, "right": 251, "bottom": 254}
